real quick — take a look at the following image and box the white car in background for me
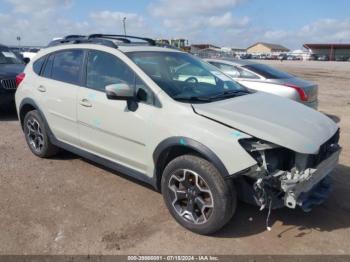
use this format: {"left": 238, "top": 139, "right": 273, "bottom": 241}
{"left": 22, "top": 48, "right": 40, "bottom": 61}
{"left": 205, "top": 59, "right": 318, "bottom": 109}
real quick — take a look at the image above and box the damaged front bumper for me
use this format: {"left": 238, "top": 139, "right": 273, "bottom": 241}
{"left": 238, "top": 132, "right": 341, "bottom": 212}
{"left": 281, "top": 147, "right": 341, "bottom": 210}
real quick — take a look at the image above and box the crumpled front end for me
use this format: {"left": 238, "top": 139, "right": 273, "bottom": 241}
{"left": 237, "top": 129, "right": 341, "bottom": 212}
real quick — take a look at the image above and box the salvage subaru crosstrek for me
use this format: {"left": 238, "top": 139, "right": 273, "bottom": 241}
{"left": 15, "top": 35, "right": 341, "bottom": 235}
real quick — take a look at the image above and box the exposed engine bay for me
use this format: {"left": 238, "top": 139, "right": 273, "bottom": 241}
{"left": 237, "top": 129, "right": 341, "bottom": 212}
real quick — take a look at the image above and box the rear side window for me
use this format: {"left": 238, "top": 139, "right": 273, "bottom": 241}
{"left": 42, "top": 55, "right": 54, "bottom": 78}
{"left": 243, "top": 64, "right": 293, "bottom": 79}
{"left": 51, "top": 50, "right": 84, "bottom": 85}
{"left": 33, "top": 56, "right": 46, "bottom": 75}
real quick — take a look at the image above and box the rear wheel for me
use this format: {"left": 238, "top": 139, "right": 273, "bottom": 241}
{"left": 161, "top": 155, "right": 236, "bottom": 235}
{"left": 23, "top": 110, "right": 59, "bottom": 158}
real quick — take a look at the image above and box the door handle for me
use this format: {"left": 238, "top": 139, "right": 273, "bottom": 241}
{"left": 37, "top": 85, "right": 46, "bottom": 92}
{"left": 80, "top": 98, "right": 92, "bottom": 108}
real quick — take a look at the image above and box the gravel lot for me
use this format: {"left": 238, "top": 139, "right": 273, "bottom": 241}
{"left": 0, "top": 61, "right": 349, "bottom": 255}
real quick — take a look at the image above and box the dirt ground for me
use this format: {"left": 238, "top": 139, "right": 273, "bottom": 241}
{"left": 0, "top": 61, "right": 349, "bottom": 255}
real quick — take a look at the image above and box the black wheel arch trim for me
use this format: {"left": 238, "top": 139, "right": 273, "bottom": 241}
{"left": 153, "top": 137, "right": 231, "bottom": 184}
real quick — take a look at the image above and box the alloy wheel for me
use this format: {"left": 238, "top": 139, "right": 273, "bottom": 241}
{"left": 26, "top": 118, "right": 45, "bottom": 153}
{"left": 168, "top": 169, "right": 214, "bottom": 224}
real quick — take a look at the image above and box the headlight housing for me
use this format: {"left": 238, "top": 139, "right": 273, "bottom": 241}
{"left": 239, "top": 138, "right": 295, "bottom": 173}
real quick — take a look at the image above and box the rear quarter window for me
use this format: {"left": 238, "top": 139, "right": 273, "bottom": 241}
{"left": 33, "top": 56, "right": 46, "bottom": 75}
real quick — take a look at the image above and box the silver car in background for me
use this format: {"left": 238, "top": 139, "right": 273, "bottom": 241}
{"left": 205, "top": 59, "right": 318, "bottom": 109}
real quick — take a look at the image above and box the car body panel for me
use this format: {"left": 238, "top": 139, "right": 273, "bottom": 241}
{"left": 0, "top": 64, "right": 25, "bottom": 78}
{"left": 77, "top": 86, "right": 156, "bottom": 174}
{"left": 204, "top": 59, "right": 318, "bottom": 109}
{"left": 192, "top": 92, "right": 337, "bottom": 154}
{"left": 15, "top": 42, "right": 340, "bottom": 209}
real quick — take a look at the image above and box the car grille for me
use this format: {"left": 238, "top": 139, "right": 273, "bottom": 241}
{"left": 0, "top": 79, "right": 17, "bottom": 90}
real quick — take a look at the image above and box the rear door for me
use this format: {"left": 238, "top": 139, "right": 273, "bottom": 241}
{"left": 38, "top": 49, "right": 84, "bottom": 145}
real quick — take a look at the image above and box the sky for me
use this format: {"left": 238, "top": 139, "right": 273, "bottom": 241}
{"left": 0, "top": 0, "right": 349, "bottom": 49}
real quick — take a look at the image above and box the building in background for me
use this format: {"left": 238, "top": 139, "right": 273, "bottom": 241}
{"left": 169, "top": 39, "right": 187, "bottom": 49}
{"left": 247, "top": 42, "right": 290, "bottom": 55}
{"left": 303, "top": 44, "right": 350, "bottom": 61}
{"left": 190, "top": 44, "right": 220, "bottom": 53}
{"left": 156, "top": 38, "right": 188, "bottom": 49}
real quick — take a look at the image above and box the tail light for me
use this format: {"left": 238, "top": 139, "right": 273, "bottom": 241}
{"left": 16, "top": 73, "right": 25, "bottom": 87}
{"left": 284, "top": 83, "right": 308, "bottom": 101}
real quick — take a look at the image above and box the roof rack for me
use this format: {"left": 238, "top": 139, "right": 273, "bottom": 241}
{"left": 47, "top": 34, "right": 156, "bottom": 48}
{"left": 88, "top": 34, "right": 156, "bottom": 46}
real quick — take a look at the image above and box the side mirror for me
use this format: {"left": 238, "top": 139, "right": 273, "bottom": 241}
{"left": 23, "top": 57, "right": 30, "bottom": 65}
{"left": 136, "top": 88, "right": 148, "bottom": 102}
{"left": 105, "top": 83, "right": 134, "bottom": 100}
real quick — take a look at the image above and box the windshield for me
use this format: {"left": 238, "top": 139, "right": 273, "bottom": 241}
{"left": 127, "top": 51, "right": 249, "bottom": 103}
{"left": 0, "top": 49, "right": 23, "bottom": 64}
{"left": 243, "top": 64, "right": 293, "bottom": 79}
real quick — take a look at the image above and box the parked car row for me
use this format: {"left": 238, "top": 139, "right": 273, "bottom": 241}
{"left": 205, "top": 59, "right": 318, "bottom": 109}
{"left": 0, "top": 44, "right": 25, "bottom": 110}
{"left": 11, "top": 34, "right": 341, "bottom": 235}
{"left": 240, "top": 53, "right": 302, "bottom": 61}
{"left": 308, "top": 54, "right": 350, "bottom": 61}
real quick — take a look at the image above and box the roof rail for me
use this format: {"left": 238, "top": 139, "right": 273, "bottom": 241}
{"left": 47, "top": 36, "right": 118, "bottom": 48}
{"left": 88, "top": 34, "right": 156, "bottom": 46}
{"left": 64, "top": 35, "right": 86, "bottom": 40}
{"left": 47, "top": 34, "right": 156, "bottom": 49}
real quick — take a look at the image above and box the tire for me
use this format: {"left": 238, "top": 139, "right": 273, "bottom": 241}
{"left": 161, "top": 155, "right": 236, "bottom": 235}
{"left": 23, "top": 110, "right": 59, "bottom": 158}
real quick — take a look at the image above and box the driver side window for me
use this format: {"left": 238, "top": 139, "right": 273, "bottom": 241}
{"left": 174, "top": 63, "right": 216, "bottom": 85}
{"left": 86, "top": 50, "right": 154, "bottom": 105}
{"left": 86, "top": 50, "right": 134, "bottom": 92}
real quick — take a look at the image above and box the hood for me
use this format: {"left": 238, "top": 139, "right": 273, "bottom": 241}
{"left": 193, "top": 92, "right": 338, "bottom": 154}
{"left": 0, "top": 63, "right": 25, "bottom": 78}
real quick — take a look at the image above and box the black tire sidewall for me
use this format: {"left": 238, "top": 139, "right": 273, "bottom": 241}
{"left": 161, "top": 155, "right": 236, "bottom": 235}
{"left": 23, "top": 110, "right": 53, "bottom": 158}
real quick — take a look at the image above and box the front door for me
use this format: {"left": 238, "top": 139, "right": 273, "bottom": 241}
{"left": 77, "top": 50, "right": 156, "bottom": 174}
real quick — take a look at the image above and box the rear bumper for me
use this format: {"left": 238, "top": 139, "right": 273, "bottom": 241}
{"left": 0, "top": 92, "right": 15, "bottom": 106}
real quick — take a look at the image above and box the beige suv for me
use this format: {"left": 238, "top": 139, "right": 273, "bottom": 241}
{"left": 15, "top": 35, "right": 341, "bottom": 235}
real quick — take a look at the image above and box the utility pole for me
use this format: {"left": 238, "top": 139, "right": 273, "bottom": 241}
{"left": 123, "top": 17, "right": 127, "bottom": 36}
{"left": 16, "top": 36, "right": 21, "bottom": 51}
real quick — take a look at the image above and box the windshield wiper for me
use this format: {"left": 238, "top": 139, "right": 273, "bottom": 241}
{"left": 173, "top": 96, "right": 212, "bottom": 102}
{"left": 208, "top": 90, "right": 249, "bottom": 100}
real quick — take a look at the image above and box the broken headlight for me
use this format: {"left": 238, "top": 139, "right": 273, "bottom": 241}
{"left": 239, "top": 138, "right": 295, "bottom": 174}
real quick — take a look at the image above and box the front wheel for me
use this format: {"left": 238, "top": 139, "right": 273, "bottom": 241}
{"left": 161, "top": 155, "right": 236, "bottom": 235}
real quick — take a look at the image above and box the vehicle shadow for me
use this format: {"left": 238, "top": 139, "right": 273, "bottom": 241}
{"left": 0, "top": 106, "right": 18, "bottom": 121}
{"left": 214, "top": 164, "right": 350, "bottom": 238}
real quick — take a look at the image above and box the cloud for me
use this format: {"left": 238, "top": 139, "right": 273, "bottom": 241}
{"left": 0, "top": 0, "right": 349, "bottom": 50}
{"left": 254, "top": 18, "right": 350, "bottom": 49}
{"left": 5, "top": 0, "right": 73, "bottom": 14}
{"left": 148, "top": 0, "right": 250, "bottom": 44}
{"left": 0, "top": 4, "right": 148, "bottom": 46}
{"left": 89, "top": 11, "right": 147, "bottom": 35}
{"left": 149, "top": 0, "right": 244, "bottom": 18}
